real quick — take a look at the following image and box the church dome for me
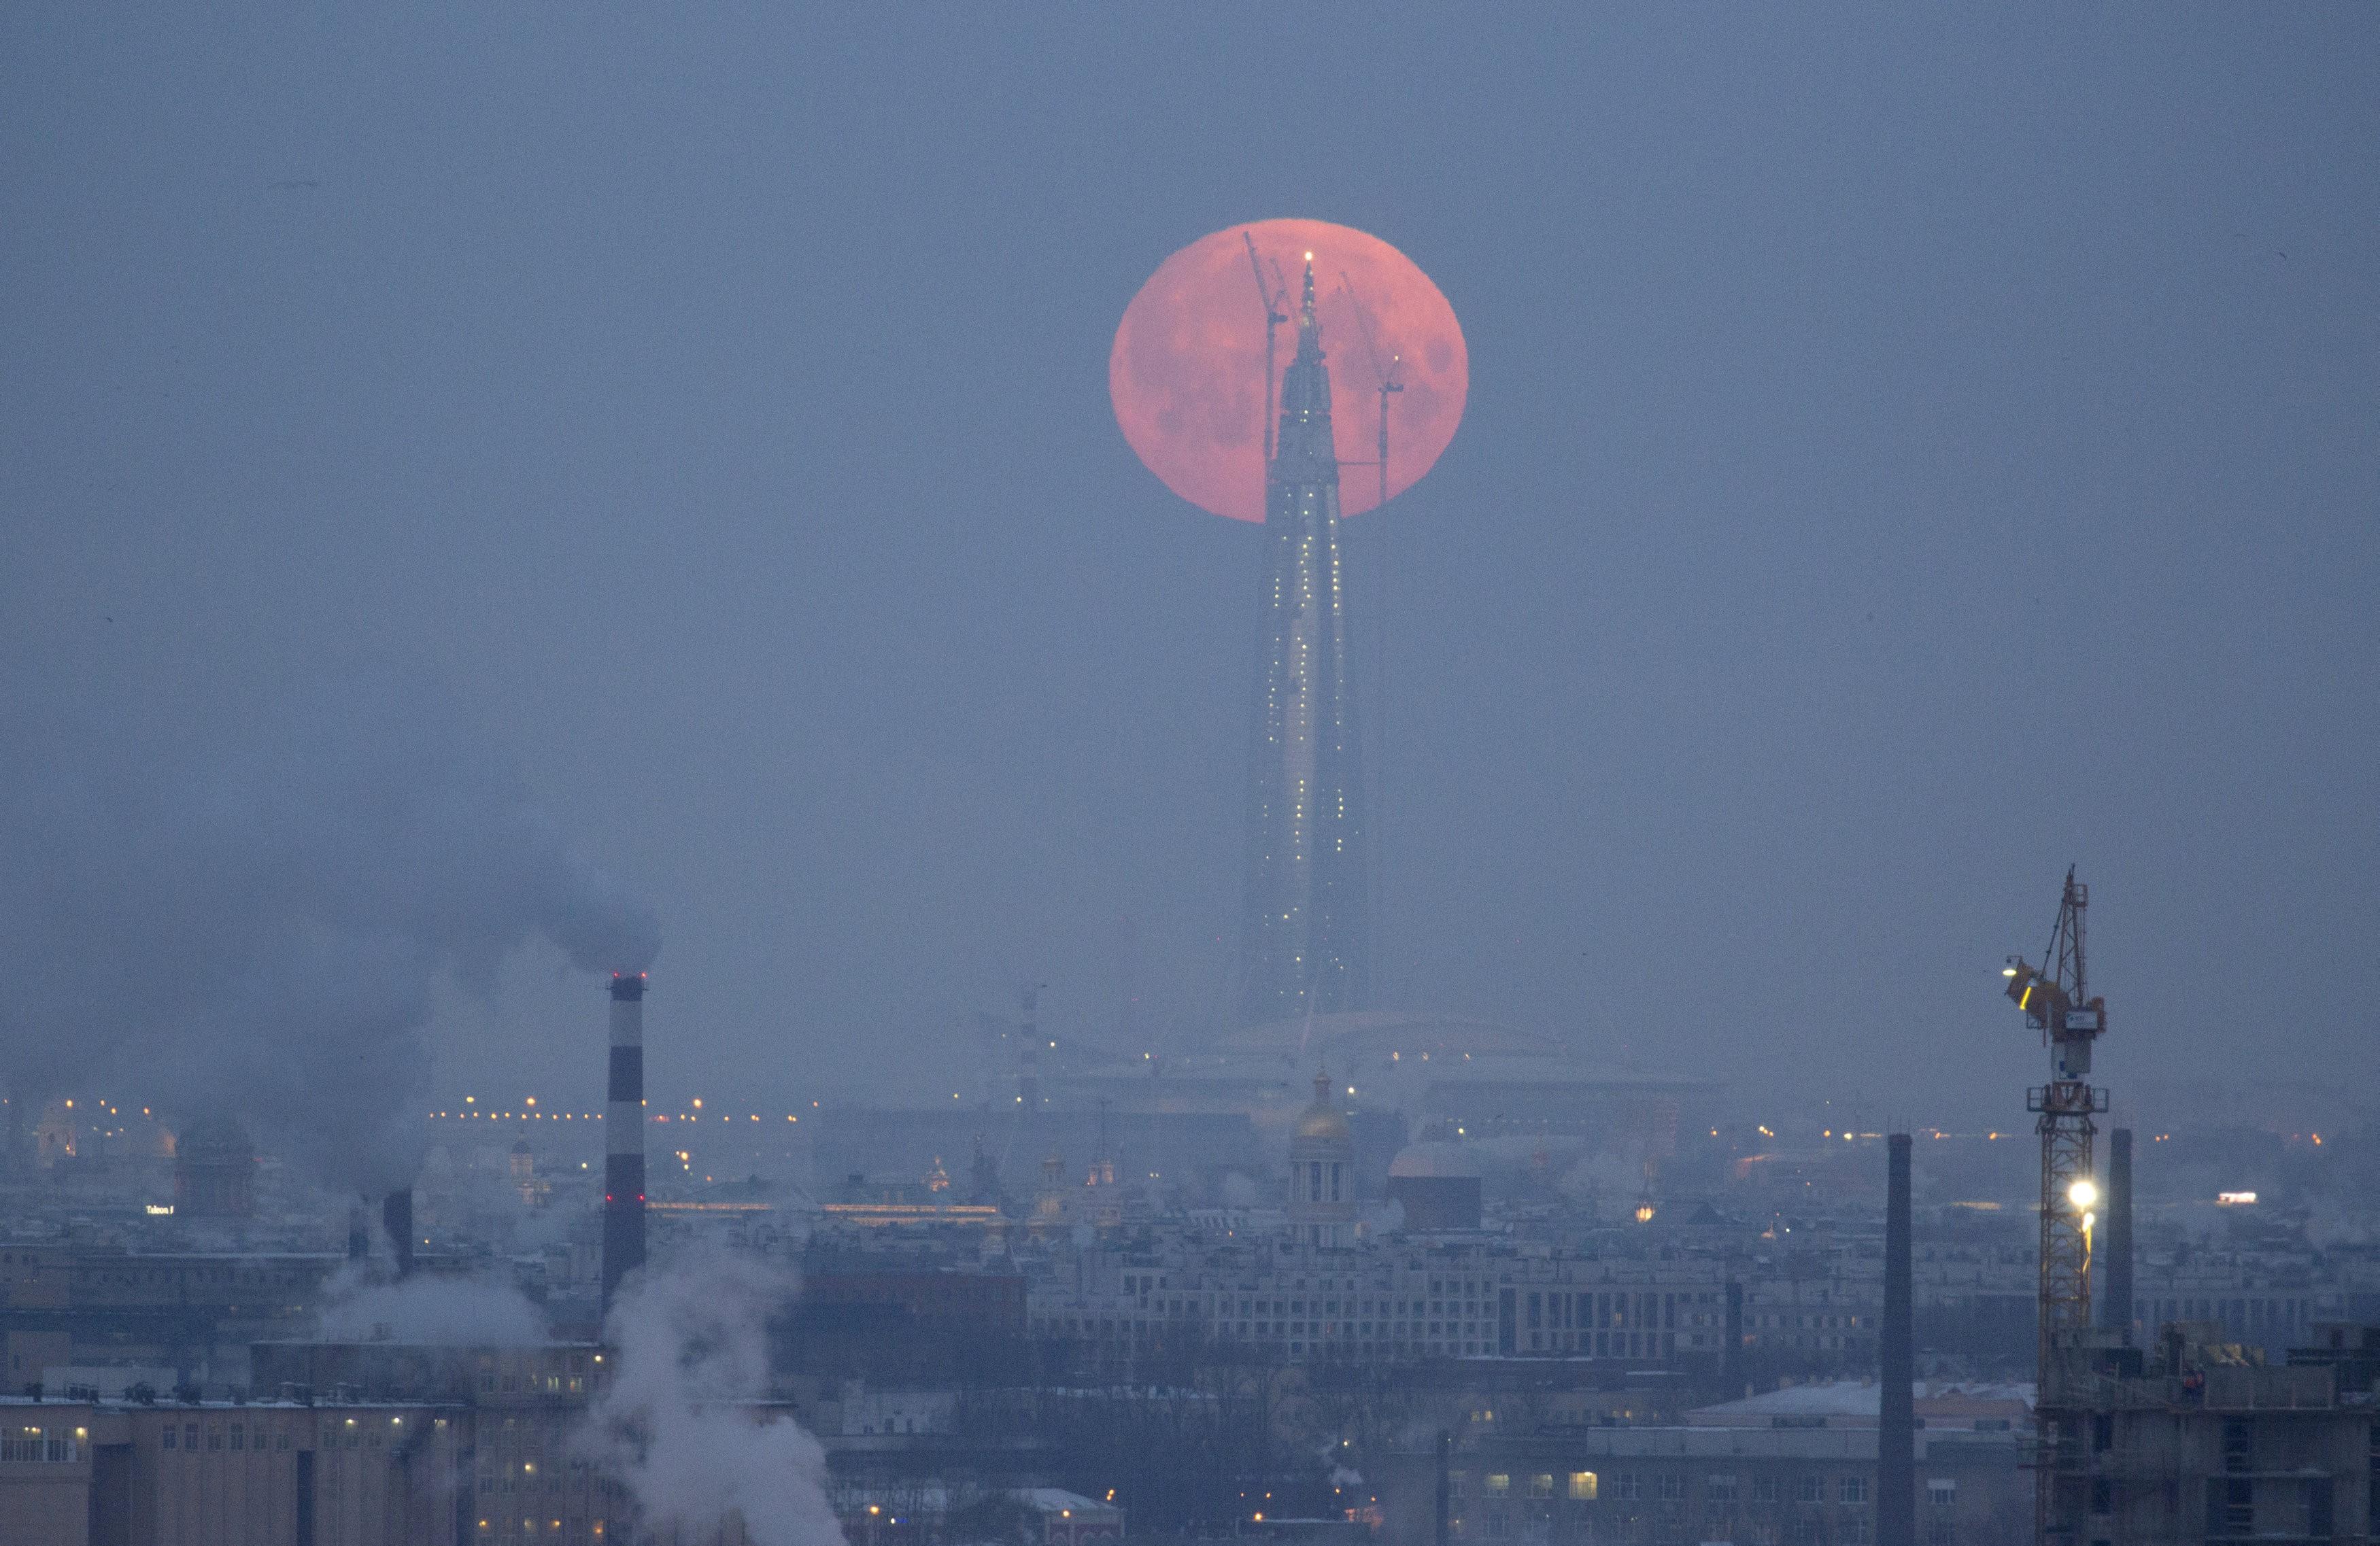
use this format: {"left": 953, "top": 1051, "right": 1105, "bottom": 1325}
{"left": 1293, "top": 1072, "right": 1350, "bottom": 1143}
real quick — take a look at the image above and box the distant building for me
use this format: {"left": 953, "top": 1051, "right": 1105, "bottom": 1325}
{"left": 1385, "top": 1139, "right": 1482, "bottom": 1232}
{"left": 1026, "top": 1241, "right": 1733, "bottom": 1369}
{"left": 1287, "top": 1071, "right": 1357, "bottom": 1248}
{"left": 0, "top": 1393, "right": 466, "bottom": 1545}
{"left": 171, "top": 1117, "right": 254, "bottom": 1218}
{"left": 1450, "top": 1413, "right": 2028, "bottom": 1546}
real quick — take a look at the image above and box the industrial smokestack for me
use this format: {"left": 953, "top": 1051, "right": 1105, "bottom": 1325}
{"left": 1433, "top": 1428, "right": 1450, "bottom": 1546}
{"left": 1723, "top": 1280, "right": 1745, "bottom": 1397}
{"left": 345, "top": 1203, "right": 371, "bottom": 1263}
{"left": 2103, "top": 1128, "right": 2134, "bottom": 1339}
{"left": 381, "top": 1190, "right": 415, "bottom": 1279}
{"left": 601, "top": 972, "right": 648, "bottom": 1316}
{"left": 1879, "top": 1132, "right": 1915, "bottom": 1546}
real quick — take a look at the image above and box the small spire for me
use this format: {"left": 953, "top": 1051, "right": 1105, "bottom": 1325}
{"left": 1299, "top": 256, "right": 1318, "bottom": 333}
{"left": 1313, "top": 1067, "right": 1331, "bottom": 1104}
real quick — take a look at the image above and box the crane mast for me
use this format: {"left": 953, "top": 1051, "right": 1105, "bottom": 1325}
{"left": 1339, "top": 271, "right": 1405, "bottom": 512}
{"left": 1244, "top": 232, "right": 1289, "bottom": 467}
{"left": 2002, "top": 866, "right": 2109, "bottom": 1543}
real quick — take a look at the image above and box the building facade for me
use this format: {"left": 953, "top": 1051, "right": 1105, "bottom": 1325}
{"left": 1024, "top": 1242, "right": 1733, "bottom": 1370}
{"left": 1451, "top": 1422, "right": 2027, "bottom": 1546}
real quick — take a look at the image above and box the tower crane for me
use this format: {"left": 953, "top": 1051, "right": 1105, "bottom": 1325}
{"left": 2001, "top": 868, "right": 2108, "bottom": 1537}
{"left": 1339, "top": 271, "right": 1406, "bottom": 513}
{"left": 1244, "top": 232, "right": 1291, "bottom": 466}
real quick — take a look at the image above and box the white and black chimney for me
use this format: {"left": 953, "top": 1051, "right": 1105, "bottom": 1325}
{"left": 601, "top": 972, "right": 647, "bottom": 1314}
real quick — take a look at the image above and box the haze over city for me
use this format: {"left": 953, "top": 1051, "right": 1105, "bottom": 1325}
{"left": 2, "top": 10, "right": 2376, "bottom": 1546}
{"left": 7, "top": 7, "right": 2371, "bottom": 1128}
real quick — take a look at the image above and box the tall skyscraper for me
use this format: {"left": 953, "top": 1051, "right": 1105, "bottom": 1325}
{"left": 1239, "top": 260, "right": 1368, "bottom": 1025}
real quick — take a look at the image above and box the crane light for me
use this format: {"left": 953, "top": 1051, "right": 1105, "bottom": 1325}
{"left": 2067, "top": 1179, "right": 2098, "bottom": 1209}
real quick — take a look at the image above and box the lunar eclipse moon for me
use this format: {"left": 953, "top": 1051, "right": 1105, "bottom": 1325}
{"left": 1110, "top": 219, "right": 1467, "bottom": 521}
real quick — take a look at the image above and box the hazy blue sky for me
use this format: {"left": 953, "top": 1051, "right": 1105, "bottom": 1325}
{"left": 4, "top": 7, "right": 2373, "bottom": 1129}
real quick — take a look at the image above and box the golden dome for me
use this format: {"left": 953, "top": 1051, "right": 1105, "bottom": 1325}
{"left": 1293, "top": 1070, "right": 1350, "bottom": 1144}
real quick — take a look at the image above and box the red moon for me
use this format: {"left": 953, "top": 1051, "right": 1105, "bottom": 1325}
{"left": 1110, "top": 218, "right": 1467, "bottom": 522}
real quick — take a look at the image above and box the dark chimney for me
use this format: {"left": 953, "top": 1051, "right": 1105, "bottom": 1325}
{"left": 2103, "top": 1128, "right": 2134, "bottom": 1339}
{"left": 601, "top": 972, "right": 649, "bottom": 1316}
{"left": 345, "top": 1203, "right": 370, "bottom": 1263}
{"left": 381, "top": 1190, "right": 415, "bottom": 1279}
{"left": 1433, "top": 1428, "right": 1450, "bottom": 1546}
{"left": 1723, "top": 1280, "right": 1746, "bottom": 1397}
{"left": 1879, "top": 1132, "right": 1915, "bottom": 1546}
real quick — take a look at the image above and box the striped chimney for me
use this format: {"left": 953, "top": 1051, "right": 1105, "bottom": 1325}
{"left": 601, "top": 972, "right": 647, "bottom": 1315}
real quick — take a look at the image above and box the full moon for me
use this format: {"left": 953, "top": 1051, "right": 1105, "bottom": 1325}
{"left": 1110, "top": 218, "right": 1467, "bottom": 522}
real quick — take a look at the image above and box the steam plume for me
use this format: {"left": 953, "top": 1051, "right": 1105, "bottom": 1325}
{"left": 316, "top": 1262, "right": 548, "bottom": 1346}
{"left": 579, "top": 1247, "right": 844, "bottom": 1546}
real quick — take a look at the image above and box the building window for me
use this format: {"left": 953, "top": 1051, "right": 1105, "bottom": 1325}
{"left": 1485, "top": 1475, "right": 1510, "bottom": 1496}
{"left": 1795, "top": 1476, "right": 1823, "bottom": 1505}
{"left": 1752, "top": 1477, "right": 1779, "bottom": 1504}
{"left": 1705, "top": 1475, "right": 1737, "bottom": 1503}
{"left": 1656, "top": 1474, "right": 1684, "bottom": 1502}
{"left": 1529, "top": 1475, "right": 1554, "bottom": 1498}
{"left": 1611, "top": 1474, "right": 1639, "bottom": 1502}
{"left": 1927, "top": 1480, "right": 1955, "bottom": 1508}
{"left": 1567, "top": 1473, "right": 1597, "bottom": 1502}
{"left": 1839, "top": 1475, "right": 1868, "bottom": 1505}
{"left": 163, "top": 1427, "right": 177, "bottom": 1451}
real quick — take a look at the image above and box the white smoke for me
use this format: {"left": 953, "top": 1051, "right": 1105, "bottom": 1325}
{"left": 316, "top": 1262, "right": 548, "bottom": 1346}
{"left": 0, "top": 676, "right": 660, "bottom": 1195}
{"left": 579, "top": 1247, "right": 845, "bottom": 1546}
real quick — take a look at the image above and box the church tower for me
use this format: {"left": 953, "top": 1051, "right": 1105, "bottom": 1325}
{"left": 1239, "top": 258, "right": 1369, "bottom": 1025}
{"left": 1287, "top": 1068, "right": 1357, "bottom": 1248}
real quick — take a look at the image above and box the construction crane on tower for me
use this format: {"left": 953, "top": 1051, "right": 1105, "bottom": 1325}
{"left": 1244, "top": 232, "right": 1291, "bottom": 467}
{"left": 1340, "top": 271, "right": 1406, "bottom": 512}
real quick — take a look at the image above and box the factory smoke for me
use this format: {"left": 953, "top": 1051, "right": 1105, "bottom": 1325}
{"left": 316, "top": 1262, "right": 549, "bottom": 1347}
{"left": 0, "top": 683, "right": 660, "bottom": 1196}
{"left": 580, "top": 1247, "right": 845, "bottom": 1546}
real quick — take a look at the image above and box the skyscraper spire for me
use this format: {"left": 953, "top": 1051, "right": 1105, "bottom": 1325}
{"left": 1238, "top": 249, "right": 1368, "bottom": 1025}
